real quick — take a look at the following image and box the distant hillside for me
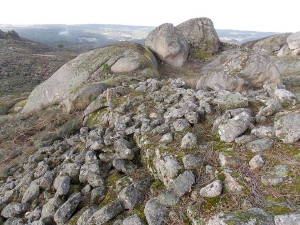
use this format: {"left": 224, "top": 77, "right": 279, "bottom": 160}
{"left": 0, "top": 24, "right": 280, "bottom": 51}
{"left": 0, "top": 24, "right": 153, "bottom": 52}
{"left": 0, "top": 32, "right": 77, "bottom": 96}
{"left": 217, "top": 29, "right": 277, "bottom": 44}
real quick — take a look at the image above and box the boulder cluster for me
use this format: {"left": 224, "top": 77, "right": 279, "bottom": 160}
{"left": 1, "top": 17, "right": 300, "bottom": 225}
{"left": 145, "top": 18, "right": 219, "bottom": 67}
{"left": 278, "top": 32, "right": 300, "bottom": 56}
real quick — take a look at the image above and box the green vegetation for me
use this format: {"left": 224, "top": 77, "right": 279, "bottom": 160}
{"left": 195, "top": 50, "right": 212, "bottom": 60}
{"left": 102, "top": 63, "right": 111, "bottom": 74}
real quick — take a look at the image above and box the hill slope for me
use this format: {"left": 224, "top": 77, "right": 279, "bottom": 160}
{"left": 0, "top": 36, "right": 77, "bottom": 97}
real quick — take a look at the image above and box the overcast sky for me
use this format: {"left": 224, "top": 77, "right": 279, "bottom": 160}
{"left": 1, "top": 0, "right": 299, "bottom": 32}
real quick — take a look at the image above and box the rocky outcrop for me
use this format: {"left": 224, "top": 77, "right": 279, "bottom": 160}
{"left": 196, "top": 49, "right": 282, "bottom": 92}
{"left": 22, "top": 42, "right": 158, "bottom": 114}
{"left": 242, "top": 33, "right": 291, "bottom": 55}
{"left": 145, "top": 23, "right": 189, "bottom": 67}
{"left": 277, "top": 32, "right": 300, "bottom": 56}
{"left": 176, "top": 17, "right": 220, "bottom": 58}
{"left": 287, "top": 32, "right": 300, "bottom": 50}
{"left": 0, "top": 30, "right": 20, "bottom": 40}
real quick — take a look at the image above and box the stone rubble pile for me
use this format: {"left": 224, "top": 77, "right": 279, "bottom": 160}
{"left": 1, "top": 77, "right": 300, "bottom": 225}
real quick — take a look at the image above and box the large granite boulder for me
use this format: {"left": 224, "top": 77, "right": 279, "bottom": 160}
{"left": 287, "top": 31, "right": 300, "bottom": 50}
{"left": 176, "top": 17, "right": 220, "bottom": 58}
{"left": 145, "top": 23, "right": 189, "bottom": 67}
{"left": 196, "top": 50, "right": 282, "bottom": 92}
{"left": 242, "top": 33, "right": 291, "bottom": 55}
{"left": 22, "top": 42, "right": 158, "bottom": 114}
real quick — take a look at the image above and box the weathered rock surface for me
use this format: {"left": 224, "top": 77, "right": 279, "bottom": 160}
{"left": 144, "top": 199, "right": 167, "bottom": 225}
{"left": 218, "top": 112, "right": 251, "bottom": 143}
{"left": 22, "top": 42, "right": 158, "bottom": 113}
{"left": 274, "top": 112, "right": 300, "bottom": 143}
{"left": 242, "top": 33, "right": 291, "bottom": 55}
{"left": 53, "top": 192, "right": 81, "bottom": 224}
{"left": 207, "top": 208, "right": 274, "bottom": 225}
{"left": 287, "top": 32, "right": 300, "bottom": 50}
{"left": 196, "top": 50, "right": 282, "bottom": 92}
{"left": 199, "top": 180, "right": 222, "bottom": 198}
{"left": 145, "top": 23, "right": 189, "bottom": 67}
{"left": 176, "top": 17, "right": 220, "bottom": 58}
{"left": 61, "top": 82, "right": 108, "bottom": 113}
{"left": 87, "top": 200, "right": 124, "bottom": 224}
{"left": 274, "top": 213, "right": 300, "bottom": 225}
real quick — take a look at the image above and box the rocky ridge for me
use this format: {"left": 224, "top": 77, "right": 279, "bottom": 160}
{"left": 1, "top": 18, "right": 300, "bottom": 225}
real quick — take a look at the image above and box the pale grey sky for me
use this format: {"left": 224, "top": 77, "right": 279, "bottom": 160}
{"left": 1, "top": 0, "right": 299, "bottom": 32}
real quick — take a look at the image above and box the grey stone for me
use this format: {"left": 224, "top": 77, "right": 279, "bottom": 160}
{"left": 112, "top": 159, "right": 135, "bottom": 174}
{"left": 154, "top": 149, "right": 182, "bottom": 186}
{"left": 196, "top": 50, "right": 282, "bottom": 92}
{"left": 159, "top": 132, "right": 174, "bottom": 145}
{"left": 87, "top": 200, "right": 124, "bottom": 224}
{"left": 114, "top": 139, "right": 134, "bottom": 160}
{"left": 219, "top": 152, "right": 241, "bottom": 168}
{"left": 173, "top": 118, "right": 191, "bottom": 132}
{"left": 118, "top": 180, "right": 150, "bottom": 209}
{"left": 54, "top": 192, "right": 81, "bottom": 224}
{"left": 63, "top": 163, "right": 81, "bottom": 182}
{"left": 182, "top": 154, "right": 201, "bottom": 169}
{"left": 261, "top": 175, "right": 284, "bottom": 186}
{"left": 251, "top": 126, "right": 274, "bottom": 138}
{"left": 21, "top": 181, "right": 40, "bottom": 203}
{"left": 246, "top": 138, "right": 273, "bottom": 152}
{"left": 123, "top": 214, "right": 144, "bottom": 225}
{"left": 171, "top": 170, "right": 195, "bottom": 197}
{"left": 77, "top": 206, "right": 98, "bottom": 225}
{"left": 213, "top": 91, "right": 248, "bottom": 111}
{"left": 257, "top": 99, "right": 282, "bottom": 117}
{"left": 4, "top": 217, "right": 24, "bottom": 225}
{"left": 185, "top": 111, "right": 200, "bottom": 124}
{"left": 242, "top": 33, "right": 291, "bottom": 55}
{"left": 40, "top": 170, "right": 54, "bottom": 190}
{"left": 223, "top": 172, "right": 244, "bottom": 194}
{"left": 235, "top": 135, "right": 256, "bottom": 144}
{"left": 218, "top": 112, "right": 251, "bottom": 143}
{"left": 176, "top": 17, "right": 219, "bottom": 57}
{"left": 144, "top": 199, "right": 167, "bottom": 225}
{"left": 156, "top": 190, "right": 180, "bottom": 207}
{"left": 199, "top": 180, "right": 223, "bottom": 198}
{"left": 274, "top": 113, "right": 300, "bottom": 143}
{"left": 61, "top": 82, "right": 107, "bottom": 113}
{"left": 145, "top": 23, "right": 189, "bottom": 67}
{"left": 249, "top": 155, "right": 264, "bottom": 170}
{"left": 274, "top": 213, "right": 300, "bottom": 225}
{"left": 207, "top": 208, "right": 274, "bottom": 225}
{"left": 181, "top": 132, "right": 197, "bottom": 149}
{"left": 53, "top": 176, "right": 71, "bottom": 196}
{"left": 287, "top": 32, "right": 300, "bottom": 50}
{"left": 33, "top": 161, "right": 49, "bottom": 179}
{"left": 90, "top": 186, "right": 106, "bottom": 204}
{"left": 1, "top": 203, "right": 29, "bottom": 218}
{"left": 22, "top": 43, "right": 157, "bottom": 114}
{"left": 25, "top": 207, "right": 42, "bottom": 222}
{"left": 40, "top": 197, "right": 64, "bottom": 224}
{"left": 273, "top": 89, "right": 296, "bottom": 106}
